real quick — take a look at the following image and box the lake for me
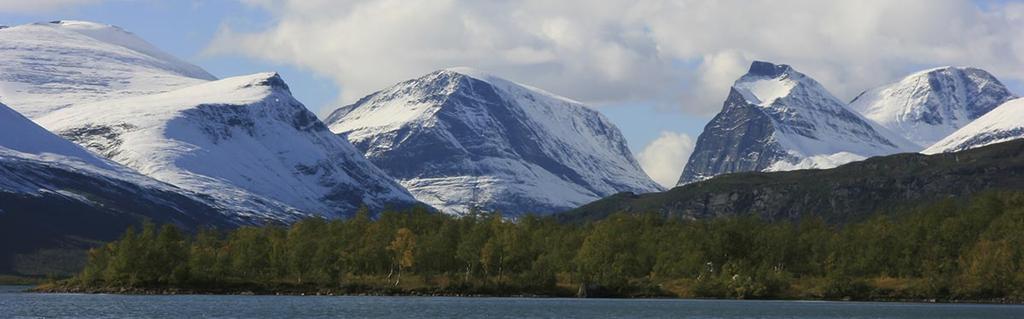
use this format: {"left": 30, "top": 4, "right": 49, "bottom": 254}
{"left": 2, "top": 285, "right": 1021, "bottom": 318}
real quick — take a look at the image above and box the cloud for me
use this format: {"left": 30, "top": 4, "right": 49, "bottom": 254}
{"left": 636, "top": 131, "right": 695, "bottom": 188}
{"left": 208, "top": 0, "right": 1024, "bottom": 115}
{"left": 0, "top": 0, "right": 104, "bottom": 13}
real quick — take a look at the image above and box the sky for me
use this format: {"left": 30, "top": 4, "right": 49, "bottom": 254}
{"left": 1, "top": 0, "right": 1022, "bottom": 187}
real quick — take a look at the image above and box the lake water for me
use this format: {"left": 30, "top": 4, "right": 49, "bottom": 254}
{"left": 2, "top": 285, "right": 1021, "bottom": 318}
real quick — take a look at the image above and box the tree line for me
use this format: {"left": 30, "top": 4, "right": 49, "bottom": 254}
{"left": 69, "top": 192, "right": 1024, "bottom": 300}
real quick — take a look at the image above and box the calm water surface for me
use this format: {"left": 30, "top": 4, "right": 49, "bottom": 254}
{"left": 2, "top": 285, "right": 1021, "bottom": 318}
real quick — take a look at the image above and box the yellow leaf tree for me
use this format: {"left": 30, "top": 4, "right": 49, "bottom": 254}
{"left": 388, "top": 228, "right": 416, "bottom": 286}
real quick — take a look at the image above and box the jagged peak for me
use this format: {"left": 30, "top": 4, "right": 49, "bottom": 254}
{"left": 186, "top": 72, "right": 290, "bottom": 94}
{"left": 40, "top": 72, "right": 297, "bottom": 122}
{"left": 746, "top": 61, "right": 795, "bottom": 78}
{"left": 239, "top": 72, "right": 290, "bottom": 92}
{"left": 730, "top": 61, "right": 844, "bottom": 109}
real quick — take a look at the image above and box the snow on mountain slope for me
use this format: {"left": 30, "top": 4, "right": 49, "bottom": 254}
{"left": 677, "top": 61, "right": 918, "bottom": 185}
{"left": 924, "top": 98, "right": 1024, "bottom": 154}
{"left": 326, "top": 68, "right": 663, "bottom": 215}
{"left": 38, "top": 73, "right": 418, "bottom": 221}
{"left": 849, "top": 67, "right": 1016, "bottom": 148}
{"left": 0, "top": 100, "right": 232, "bottom": 225}
{"left": 0, "top": 101, "right": 112, "bottom": 170}
{"left": 0, "top": 20, "right": 215, "bottom": 118}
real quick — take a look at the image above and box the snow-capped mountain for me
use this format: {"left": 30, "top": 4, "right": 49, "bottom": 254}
{"left": 0, "top": 20, "right": 215, "bottom": 118}
{"left": 38, "top": 72, "right": 419, "bottom": 221}
{"left": 849, "top": 67, "right": 1016, "bottom": 148}
{"left": 325, "top": 68, "right": 663, "bottom": 215}
{"left": 924, "top": 98, "right": 1024, "bottom": 154}
{"left": 677, "top": 61, "right": 918, "bottom": 185}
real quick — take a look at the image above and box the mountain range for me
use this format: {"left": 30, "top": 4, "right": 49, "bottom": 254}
{"left": 677, "top": 61, "right": 918, "bottom": 185}
{"left": 678, "top": 61, "right": 1018, "bottom": 185}
{"left": 2, "top": 20, "right": 1024, "bottom": 274}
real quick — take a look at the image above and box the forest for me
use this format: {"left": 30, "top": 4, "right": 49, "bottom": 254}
{"left": 55, "top": 191, "right": 1024, "bottom": 301}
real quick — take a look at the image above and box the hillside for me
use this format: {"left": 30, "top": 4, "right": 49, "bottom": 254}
{"left": 562, "top": 139, "right": 1024, "bottom": 224}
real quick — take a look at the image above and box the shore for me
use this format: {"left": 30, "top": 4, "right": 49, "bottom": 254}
{"left": 29, "top": 283, "right": 1024, "bottom": 305}
{"left": 30, "top": 282, "right": 579, "bottom": 298}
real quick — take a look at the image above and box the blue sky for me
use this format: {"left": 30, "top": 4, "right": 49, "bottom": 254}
{"left": 2, "top": 0, "right": 1021, "bottom": 186}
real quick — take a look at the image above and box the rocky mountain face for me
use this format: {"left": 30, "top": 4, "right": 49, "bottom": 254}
{"left": 677, "top": 61, "right": 917, "bottom": 186}
{"left": 925, "top": 98, "right": 1024, "bottom": 154}
{"left": 564, "top": 139, "right": 1024, "bottom": 224}
{"left": 38, "top": 73, "right": 419, "bottom": 221}
{"left": 326, "top": 68, "right": 663, "bottom": 215}
{"left": 0, "top": 20, "right": 215, "bottom": 118}
{"left": 849, "top": 67, "right": 1016, "bottom": 148}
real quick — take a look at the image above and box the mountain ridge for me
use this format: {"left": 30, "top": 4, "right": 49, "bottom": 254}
{"left": 925, "top": 98, "right": 1024, "bottom": 154}
{"left": 0, "top": 20, "right": 214, "bottom": 118}
{"left": 38, "top": 72, "right": 419, "bottom": 221}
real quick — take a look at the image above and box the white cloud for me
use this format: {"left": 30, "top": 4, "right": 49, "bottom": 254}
{"left": 636, "top": 131, "right": 695, "bottom": 188}
{"left": 208, "top": 0, "right": 1024, "bottom": 115}
{"left": 0, "top": 0, "right": 103, "bottom": 13}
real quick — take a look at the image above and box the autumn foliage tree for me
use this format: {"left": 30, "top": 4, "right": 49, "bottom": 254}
{"left": 388, "top": 228, "right": 416, "bottom": 286}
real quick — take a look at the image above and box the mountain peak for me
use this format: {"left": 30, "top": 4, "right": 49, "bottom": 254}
{"left": 678, "top": 62, "right": 916, "bottom": 185}
{"left": 746, "top": 61, "right": 794, "bottom": 78}
{"left": 47, "top": 19, "right": 119, "bottom": 29}
{"left": 732, "top": 61, "right": 810, "bottom": 106}
{"left": 440, "top": 66, "right": 493, "bottom": 80}
{"left": 327, "top": 69, "right": 662, "bottom": 215}
{"left": 417, "top": 67, "right": 585, "bottom": 106}
{"left": 0, "top": 20, "right": 216, "bottom": 118}
{"left": 909, "top": 65, "right": 970, "bottom": 76}
{"left": 849, "top": 66, "right": 1016, "bottom": 148}
{"left": 237, "top": 72, "right": 290, "bottom": 93}
{"left": 38, "top": 72, "right": 417, "bottom": 221}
